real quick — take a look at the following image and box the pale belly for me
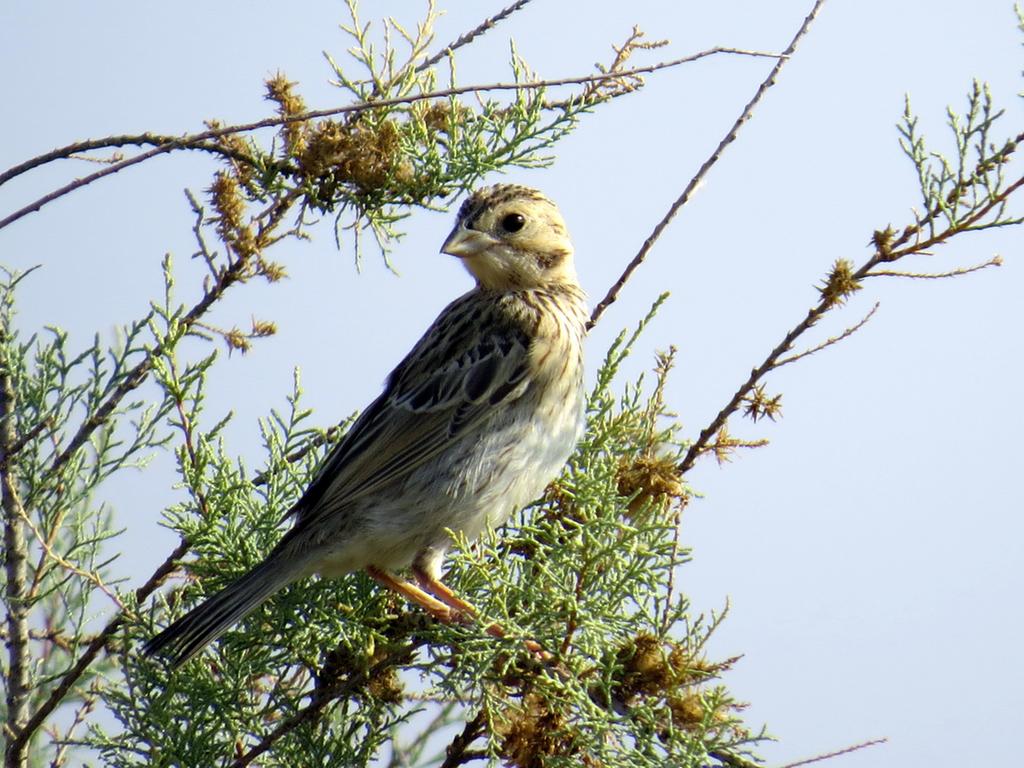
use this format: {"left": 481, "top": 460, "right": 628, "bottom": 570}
{"left": 311, "top": 385, "right": 584, "bottom": 579}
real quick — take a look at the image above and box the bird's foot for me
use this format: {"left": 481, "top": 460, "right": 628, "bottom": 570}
{"left": 366, "top": 565, "right": 551, "bottom": 660}
{"left": 412, "top": 566, "right": 551, "bottom": 661}
{"left": 365, "top": 565, "right": 470, "bottom": 624}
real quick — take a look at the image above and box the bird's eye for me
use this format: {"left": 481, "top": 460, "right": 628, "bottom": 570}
{"left": 500, "top": 212, "right": 526, "bottom": 233}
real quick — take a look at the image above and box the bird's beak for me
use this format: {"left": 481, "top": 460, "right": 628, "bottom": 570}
{"left": 441, "top": 225, "right": 494, "bottom": 258}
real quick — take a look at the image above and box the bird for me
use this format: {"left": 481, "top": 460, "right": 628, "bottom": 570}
{"left": 144, "top": 184, "right": 589, "bottom": 667}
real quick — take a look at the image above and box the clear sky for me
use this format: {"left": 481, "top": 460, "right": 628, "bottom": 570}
{"left": 2, "top": 1, "right": 1022, "bottom": 765}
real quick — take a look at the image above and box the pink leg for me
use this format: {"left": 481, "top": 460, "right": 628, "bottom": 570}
{"left": 411, "top": 566, "right": 478, "bottom": 617}
{"left": 365, "top": 565, "right": 465, "bottom": 624}
{"left": 411, "top": 566, "right": 548, "bottom": 657}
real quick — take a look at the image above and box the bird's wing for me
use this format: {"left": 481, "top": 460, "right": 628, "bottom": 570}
{"left": 278, "top": 294, "right": 533, "bottom": 542}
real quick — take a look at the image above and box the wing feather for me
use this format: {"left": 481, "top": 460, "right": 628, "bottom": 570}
{"left": 277, "top": 293, "right": 534, "bottom": 546}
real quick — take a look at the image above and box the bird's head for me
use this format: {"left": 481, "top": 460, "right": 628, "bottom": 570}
{"left": 441, "top": 184, "right": 578, "bottom": 291}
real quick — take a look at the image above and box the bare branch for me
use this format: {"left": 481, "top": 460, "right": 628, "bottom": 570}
{"left": 679, "top": 168, "right": 1024, "bottom": 476}
{"left": 866, "top": 255, "right": 1002, "bottom": 279}
{"left": 414, "top": 0, "right": 537, "bottom": 74}
{"left": 230, "top": 637, "right": 428, "bottom": 768}
{"left": 15, "top": 505, "right": 124, "bottom": 610}
{"left": 1, "top": 331, "right": 31, "bottom": 768}
{"left": 778, "top": 738, "right": 888, "bottom": 768}
{"left": 0, "top": 628, "right": 96, "bottom": 651}
{"left": 587, "top": 0, "right": 829, "bottom": 329}
{"left": 0, "top": 133, "right": 268, "bottom": 189}
{"left": 4, "top": 415, "right": 51, "bottom": 462}
{"left": 439, "top": 710, "right": 487, "bottom": 768}
{"left": 0, "top": 46, "right": 783, "bottom": 233}
{"left": 680, "top": 302, "right": 830, "bottom": 475}
{"left": 7, "top": 540, "right": 189, "bottom": 756}
{"left": 775, "top": 302, "right": 880, "bottom": 369}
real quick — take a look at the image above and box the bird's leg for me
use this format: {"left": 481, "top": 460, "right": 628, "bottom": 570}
{"left": 411, "top": 566, "right": 478, "bottom": 618}
{"left": 411, "top": 566, "right": 547, "bottom": 657}
{"left": 372, "top": 564, "right": 549, "bottom": 659}
{"left": 365, "top": 565, "right": 469, "bottom": 624}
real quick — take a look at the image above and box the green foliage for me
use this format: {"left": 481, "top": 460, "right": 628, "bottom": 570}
{"left": 0, "top": 4, "right": 646, "bottom": 761}
{"left": 0, "top": 6, "right": 703, "bottom": 766}
{"left": 90, "top": 296, "right": 751, "bottom": 768}
{"left": 3, "top": 3, "right": 1024, "bottom": 768}
{"left": 0, "top": 266, "right": 171, "bottom": 757}
{"left": 681, "top": 68, "right": 1024, "bottom": 472}
{"left": 898, "top": 81, "right": 1023, "bottom": 239}
{"left": 221, "top": 3, "right": 628, "bottom": 266}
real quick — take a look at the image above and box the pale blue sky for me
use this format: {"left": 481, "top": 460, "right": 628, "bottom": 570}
{"left": 2, "top": 1, "right": 1022, "bottom": 765}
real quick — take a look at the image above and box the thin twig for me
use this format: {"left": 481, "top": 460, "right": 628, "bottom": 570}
{"left": 679, "top": 170, "right": 1023, "bottom": 476}
{"left": 0, "top": 134, "right": 268, "bottom": 189}
{"left": 171, "top": 366, "right": 213, "bottom": 520}
{"left": 414, "top": 0, "right": 537, "bottom": 74}
{"left": 439, "top": 709, "right": 487, "bottom": 768}
{"left": 185, "top": 190, "right": 219, "bottom": 280}
{"left": 775, "top": 302, "right": 880, "bottom": 369}
{"left": 587, "top": 0, "right": 828, "bottom": 330}
{"left": 680, "top": 301, "right": 834, "bottom": 475}
{"left": 46, "top": 684, "right": 98, "bottom": 768}
{"left": 230, "top": 639, "right": 427, "bottom": 768}
{"left": 251, "top": 421, "right": 350, "bottom": 487}
{"left": 660, "top": 506, "right": 684, "bottom": 634}
{"left": 5, "top": 415, "right": 51, "bottom": 460}
{"left": 387, "top": 701, "right": 459, "bottom": 768}
{"left": 15, "top": 505, "right": 124, "bottom": 610}
{"left": 885, "top": 132, "right": 1024, "bottom": 256}
{"left": 0, "top": 47, "right": 782, "bottom": 233}
{"left": 704, "top": 426, "right": 770, "bottom": 465}
{"left": 866, "top": 255, "right": 1002, "bottom": 279}
{"left": 1, "top": 333, "right": 30, "bottom": 768}
{"left": 0, "top": 628, "right": 96, "bottom": 653}
{"left": 7, "top": 540, "right": 189, "bottom": 756}
{"left": 44, "top": 249, "right": 255, "bottom": 481}
{"left": 777, "top": 738, "right": 888, "bottom": 768}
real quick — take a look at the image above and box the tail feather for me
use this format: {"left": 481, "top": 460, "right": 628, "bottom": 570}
{"left": 143, "top": 558, "right": 299, "bottom": 668}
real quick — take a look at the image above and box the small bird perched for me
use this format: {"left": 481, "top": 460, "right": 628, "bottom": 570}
{"left": 144, "top": 184, "right": 589, "bottom": 667}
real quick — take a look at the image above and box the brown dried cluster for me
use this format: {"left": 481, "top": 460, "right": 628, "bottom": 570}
{"left": 207, "top": 170, "right": 288, "bottom": 285}
{"left": 265, "top": 73, "right": 309, "bottom": 157}
{"left": 611, "top": 633, "right": 738, "bottom": 735}
{"left": 261, "top": 75, "right": 475, "bottom": 209}
{"left": 299, "top": 119, "right": 414, "bottom": 198}
{"left": 742, "top": 383, "right": 783, "bottom": 423}
{"left": 221, "top": 319, "right": 278, "bottom": 355}
{"left": 210, "top": 171, "right": 253, "bottom": 256}
{"left": 497, "top": 693, "right": 585, "bottom": 768}
{"left": 616, "top": 454, "right": 688, "bottom": 519}
{"left": 413, "top": 99, "right": 462, "bottom": 133}
{"left": 315, "top": 641, "right": 405, "bottom": 706}
{"left": 206, "top": 118, "right": 260, "bottom": 189}
{"left": 819, "top": 258, "right": 863, "bottom": 306}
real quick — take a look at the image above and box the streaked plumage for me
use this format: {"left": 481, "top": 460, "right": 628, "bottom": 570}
{"left": 144, "top": 184, "right": 588, "bottom": 666}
